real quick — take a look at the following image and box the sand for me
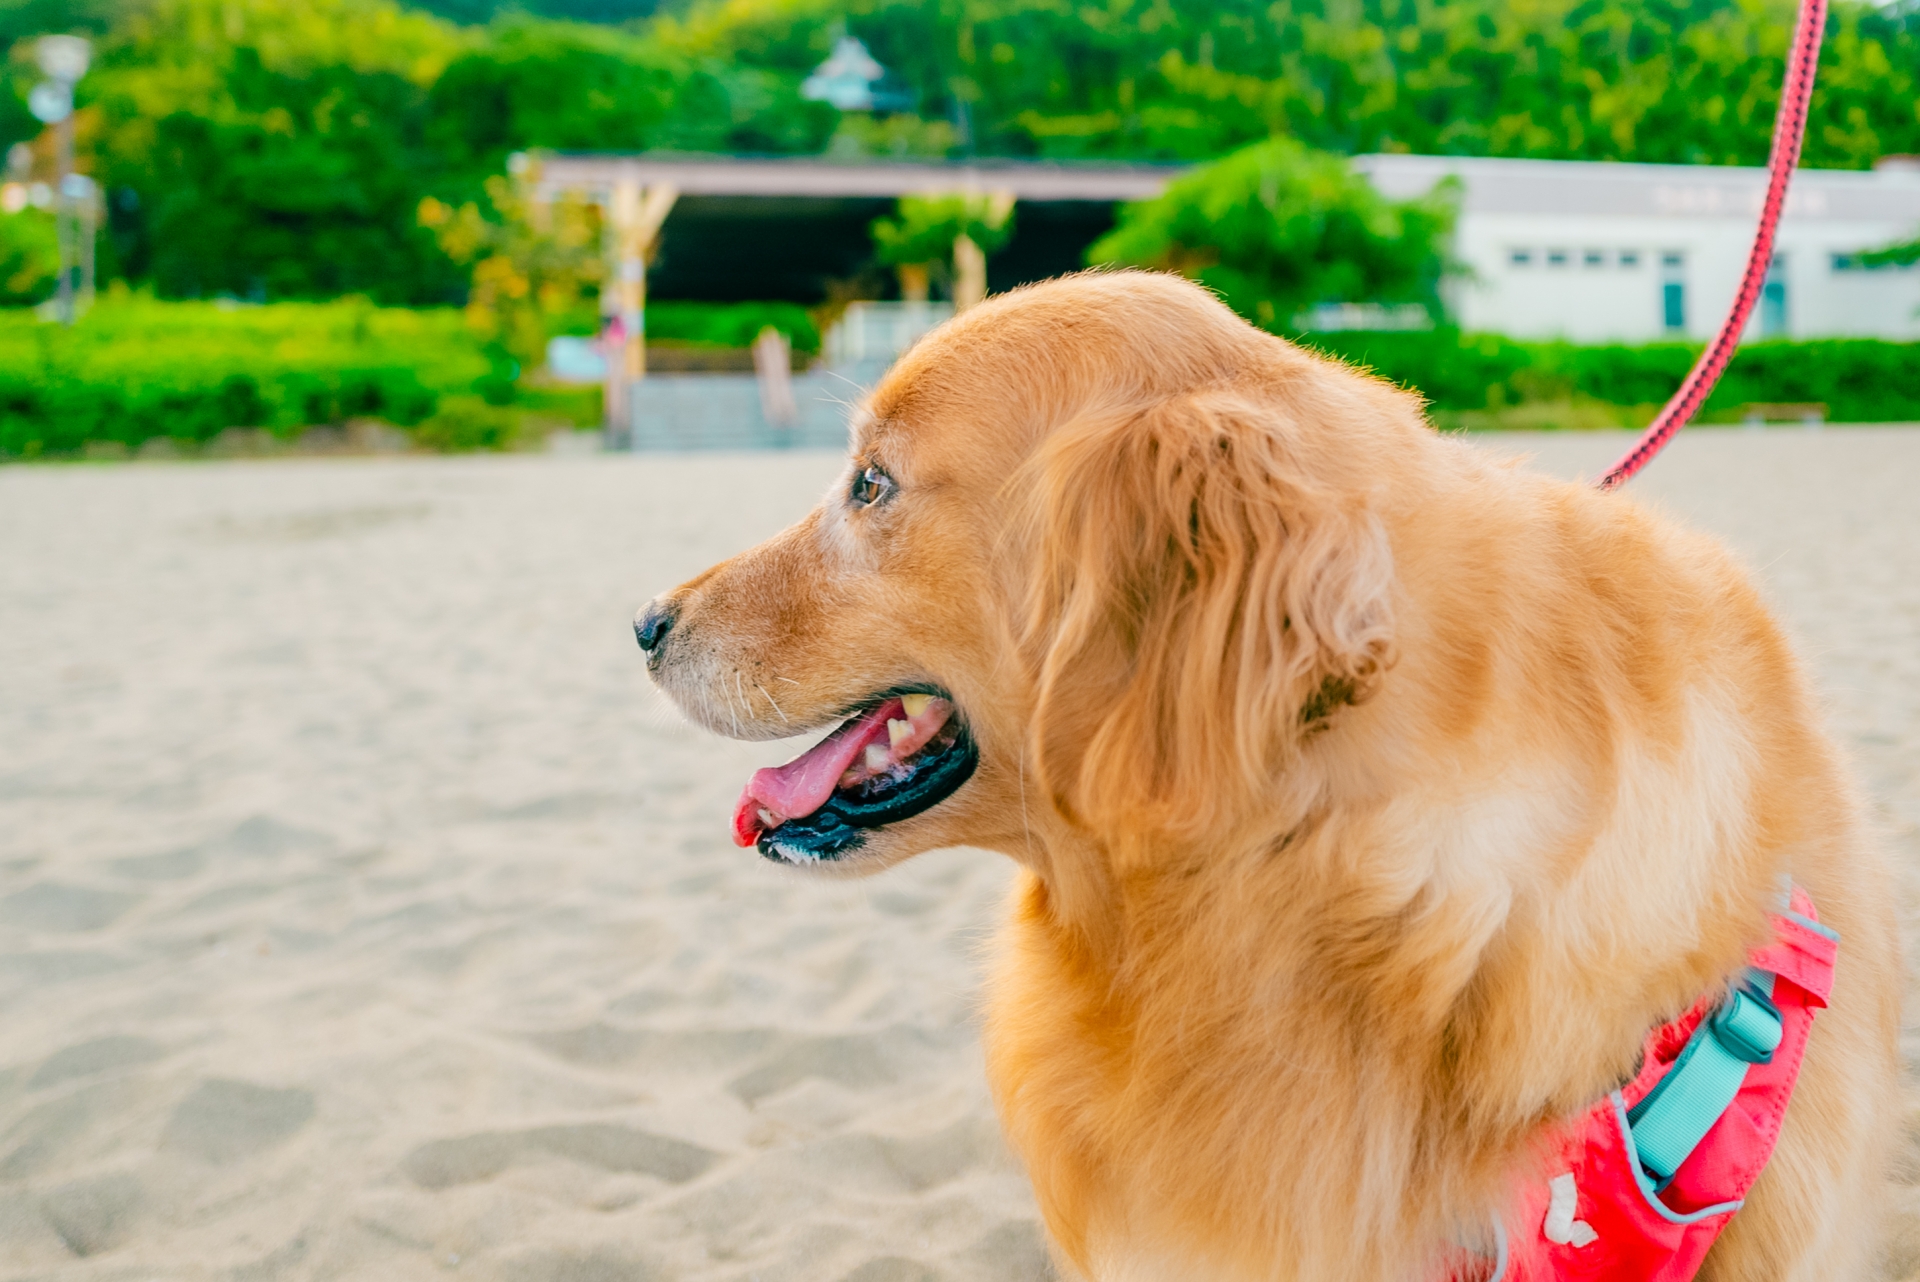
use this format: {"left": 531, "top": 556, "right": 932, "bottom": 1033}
{"left": 0, "top": 426, "right": 1916, "bottom": 1281}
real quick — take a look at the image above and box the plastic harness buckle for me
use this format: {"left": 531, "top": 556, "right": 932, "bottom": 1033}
{"left": 1626, "top": 972, "right": 1784, "bottom": 1188}
{"left": 1710, "top": 982, "right": 1783, "bottom": 1064}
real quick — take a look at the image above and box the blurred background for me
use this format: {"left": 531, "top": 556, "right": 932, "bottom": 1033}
{"left": 0, "top": 0, "right": 1917, "bottom": 458}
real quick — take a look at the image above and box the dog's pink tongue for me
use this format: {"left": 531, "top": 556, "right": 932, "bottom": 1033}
{"left": 732, "top": 701, "right": 902, "bottom": 847}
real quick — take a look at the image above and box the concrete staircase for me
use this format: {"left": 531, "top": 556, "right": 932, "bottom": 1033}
{"left": 623, "top": 303, "right": 951, "bottom": 452}
{"left": 626, "top": 364, "right": 890, "bottom": 452}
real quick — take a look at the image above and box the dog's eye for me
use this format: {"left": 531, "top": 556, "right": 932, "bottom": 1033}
{"left": 850, "top": 464, "right": 896, "bottom": 508}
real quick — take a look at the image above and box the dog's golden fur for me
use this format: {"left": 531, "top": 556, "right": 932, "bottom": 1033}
{"left": 644, "top": 272, "right": 1900, "bottom": 1281}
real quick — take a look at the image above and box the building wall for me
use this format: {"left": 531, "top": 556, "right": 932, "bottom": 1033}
{"left": 1355, "top": 156, "right": 1920, "bottom": 343}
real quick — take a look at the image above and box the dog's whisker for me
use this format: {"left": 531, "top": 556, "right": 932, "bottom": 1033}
{"left": 818, "top": 368, "right": 871, "bottom": 398}
{"left": 756, "top": 682, "right": 789, "bottom": 724}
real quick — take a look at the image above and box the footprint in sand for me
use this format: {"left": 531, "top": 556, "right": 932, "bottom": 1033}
{"left": 0, "top": 884, "right": 141, "bottom": 933}
{"left": 28, "top": 1035, "right": 164, "bottom": 1090}
{"left": 159, "top": 1080, "right": 316, "bottom": 1165}
{"left": 401, "top": 1123, "right": 718, "bottom": 1190}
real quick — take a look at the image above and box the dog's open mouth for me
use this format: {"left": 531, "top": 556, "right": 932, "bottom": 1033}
{"left": 731, "top": 693, "right": 978, "bottom": 864}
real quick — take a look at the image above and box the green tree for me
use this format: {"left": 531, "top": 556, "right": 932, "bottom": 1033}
{"left": 422, "top": 19, "right": 835, "bottom": 178}
{"left": 8, "top": 0, "right": 1919, "bottom": 308}
{"left": 0, "top": 205, "right": 57, "bottom": 305}
{"left": 872, "top": 192, "right": 1014, "bottom": 263}
{"left": 1089, "top": 137, "right": 1458, "bottom": 330}
{"left": 871, "top": 189, "right": 1014, "bottom": 301}
{"left": 1860, "top": 234, "right": 1920, "bottom": 269}
{"left": 418, "top": 161, "right": 604, "bottom": 365}
{"left": 46, "top": 0, "right": 839, "bottom": 301}
{"left": 663, "top": 0, "right": 1920, "bottom": 169}
{"left": 75, "top": 0, "right": 468, "bottom": 299}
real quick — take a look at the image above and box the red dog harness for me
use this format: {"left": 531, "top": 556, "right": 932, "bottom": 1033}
{"left": 1451, "top": 886, "right": 1837, "bottom": 1282}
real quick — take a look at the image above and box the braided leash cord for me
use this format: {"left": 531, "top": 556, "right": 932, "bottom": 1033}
{"left": 1596, "top": 0, "right": 1829, "bottom": 491}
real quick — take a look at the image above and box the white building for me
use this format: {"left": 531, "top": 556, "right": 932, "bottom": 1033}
{"left": 1354, "top": 154, "right": 1920, "bottom": 342}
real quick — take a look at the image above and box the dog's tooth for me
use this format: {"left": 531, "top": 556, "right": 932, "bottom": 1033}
{"left": 864, "top": 743, "right": 890, "bottom": 772}
{"left": 757, "top": 807, "right": 780, "bottom": 829}
{"left": 901, "top": 693, "right": 933, "bottom": 718}
{"left": 888, "top": 718, "right": 911, "bottom": 747}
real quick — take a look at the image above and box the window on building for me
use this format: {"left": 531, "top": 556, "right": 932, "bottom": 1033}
{"left": 1658, "top": 251, "right": 1687, "bottom": 333}
{"left": 1761, "top": 255, "right": 1788, "bottom": 337}
{"left": 1547, "top": 249, "right": 1569, "bottom": 267}
{"left": 1663, "top": 282, "right": 1686, "bottom": 332}
{"left": 1658, "top": 282, "right": 1689, "bottom": 330}
{"left": 1584, "top": 250, "right": 1606, "bottom": 267}
{"left": 1619, "top": 250, "right": 1642, "bottom": 268}
{"left": 1659, "top": 251, "right": 1687, "bottom": 333}
{"left": 1510, "top": 249, "right": 1533, "bottom": 267}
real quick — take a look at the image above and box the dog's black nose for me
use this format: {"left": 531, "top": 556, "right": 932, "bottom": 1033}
{"left": 634, "top": 599, "right": 678, "bottom": 653}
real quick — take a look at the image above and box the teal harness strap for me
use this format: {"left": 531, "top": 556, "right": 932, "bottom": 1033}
{"left": 1625, "top": 971, "right": 1784, "bottom": 1187}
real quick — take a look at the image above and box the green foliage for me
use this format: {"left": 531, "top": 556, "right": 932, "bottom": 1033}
{"left": 18, "top": 0, "right": 832, "bottom": 304}
{"left": 824, "top": 111, "right": 959, "bottom": 158}
{"left": 0, "top": 207, "right": 58, "bottom": 306}
{"left": 410, "top": 393, "right": 520, "bottom": 449}
{"left": 1304, "top": 329, "right": 1920, "bottom": 423}
{"left": 419, "top": 165, "right": 606, "bottom": 366}
{"left": 1706, "top": 337, "right": 1920, "bottom": 421}
{"left": 1091, "top": 139, "right": 1457, "bottom": 328}
{"left": 3, "top": 0, "right": 1918, "bottom": 318}
{"left": 871, "top": 191, "right": 1015, "bottom": 266}
{"left": 76, "top": 0, "right": 473, "bottom": 301}
{"left": 645, "top": 299, "right": 820, "bottom": 351}
{"left": 514, "top": 380, "right": 602, "bottom": 424}
{"left": 421, "top": 19, "right": 833, "bottom": 178}
{"left": 1860, "top": 234, "right": 1920, "bottom": 268}
{"left": 411, "top": 388, "right": 604, "bottom": 451}
{"left": 0, "top": 296, "right": 490, "bottom": 457}
{"left": 659, "top": 0, "right": 1920, "bottom": 170}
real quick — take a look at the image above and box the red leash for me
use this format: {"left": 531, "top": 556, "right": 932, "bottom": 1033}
{"left": 1596, "top": 0, "right": 1829, "bottom": 490}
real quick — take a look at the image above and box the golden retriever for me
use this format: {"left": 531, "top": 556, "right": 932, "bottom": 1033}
{"left": 636, "top": 271, "right": 1899, "bottom": 1281}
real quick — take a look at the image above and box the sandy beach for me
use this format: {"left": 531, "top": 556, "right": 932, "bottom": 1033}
{"left": 2, "top": 427, "right": 1917, "bottom": 1281}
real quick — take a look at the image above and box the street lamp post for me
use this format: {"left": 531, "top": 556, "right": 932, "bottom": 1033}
{"left": 29, "top": 35, "right": 92, "bottom": 325}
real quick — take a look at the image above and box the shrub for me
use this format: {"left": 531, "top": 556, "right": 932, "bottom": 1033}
{"left": 0, "top": 297, "right": 489, "bottom": 458}
{"left": 0, "top": 208, "right": 59, "bottom": 307}
{"left": 419, "top": 165, "right": 606, "bottom": 369}
{"left": 1301, "top": 330, "right": 1535, "bottom": 412}
{"left": 870, "top": 193, "right": 1017, "bottom": 267}
{"left": 642, "top": 301, "right": 821, "bottom": 354}
{"left": 1304, "top": 329, "right": 1920, "bottom": 424}
{"left": 411, "top": 395, "right": 520, "bottom": 451}
{"left": 1704, "top": 340, "right": 1920, "bottom": 423}
{"left": 1090, "top": 140, "right": 1459, "bottom": 330}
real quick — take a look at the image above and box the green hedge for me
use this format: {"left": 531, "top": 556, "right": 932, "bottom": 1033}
{"left": 0, "top": 299, "right": 491, "bottom": 458}
{"left": 642, "top": 302, "right": 822, "bottom": 354}
{"left": 6, "top": 302, "right": 1915, "bottom": 460}
{"left": 1303, "top": 331, "right": 1920, "bottom": 424}
{"left": 0, "top": 298, "right": 832, "bottom": 459}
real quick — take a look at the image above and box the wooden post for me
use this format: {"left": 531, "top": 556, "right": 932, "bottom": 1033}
{"left": 896, "top": 263, "right": 931, "bottom": 303}
{"left": 951, "top": 191, "right": 1014, "bottom": 314}
{"left": 752, "top": 326, "right": 798, "bottom": 429}
{"left": 602, "top": 178, "right": 679, "bottom": 447}
{"left": 952, "top": 234, "right": 986, "bottom": 312}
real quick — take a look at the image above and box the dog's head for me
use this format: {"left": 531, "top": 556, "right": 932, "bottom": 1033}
{"left": 639, "top": 272, "right": 1419, "bottom": 897}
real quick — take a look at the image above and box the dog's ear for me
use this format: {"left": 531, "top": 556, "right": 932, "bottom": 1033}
{"left": 1016, "top": 389, "right": 1395, "bottom": 844}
